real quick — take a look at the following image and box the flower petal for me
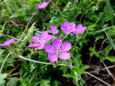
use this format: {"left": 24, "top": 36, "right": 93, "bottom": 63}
{"left": 50, "top": 25, "right": 57, "bottom": 31}
{"left": 61, "top": 24, "right": 71, "bottom": 34}
{"left": 32, "top": 35, "right": 40, "bottom": 43}
{"left": 50, "top": 25, "right": 59, "bottom": 34}
{"left": 64, "top": 22, "right": 70, "bottom": 26}
{"left": 28, "top": 43, "right": 40, "bottom": 47}
{"left": 73, "top": 28, "right": 78, "bottom": 34}
{"left": 45, "top": 34, "right": 53, "bottom": 42}
{"left": 38, "top": 2, "right": 49, "bottom": 9}
{"left": 0, "top": 44, "right": 5, "bottom": 46}
{"left": 81, "top": 26, "right": 87, "bottom": 33}
{"left": 61, "top": 22, "right": 76, "bottom": 34}
{"left": 41, "top": 31, "right": 48, "bottom": 40}
{"left": 53, "top": 30, "right": 59, "bottom": 34}
{"left": 37, "top": 43, "right": 45, "bottom": 50}
{"left": 48, "top": 53, "right": 58, "bottom": 62}
{"left": 73, "top": 24, "right": 87, "bottom": 34}
{"left": 53, "top": 38, "right": 62, "bottom": 50}
{"left": 3, "top": 39, "right": 15, "bottom": 46}
{"left": 70, "top": 22, "right": 76, "bottom": 32}
{"left": 61, "top": 26, "right": 71, "bottom": 34}
{"left": 45, "top": 44, "right": 55, "bottom": 53}
{"left": 59, "top": 52, "right": 71, "bottom": 60}
{"left": 61, "top": 42, "right": 72, "bottom": 51}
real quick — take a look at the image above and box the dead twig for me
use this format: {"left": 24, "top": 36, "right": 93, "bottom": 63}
{"left": 102, "top": 65, "right": 115, "bottom": 71}
{"left": 85, "top": 72, "right": 112, "bottom": 86}
{"left": 18, "top": 55, "right": 51, "bottom": 65}
{"left": 99, "top": 39, "right": 107, "bottom": 51}
{"left": 18, "top": 55, "right": 66, "bottom": 66}
{"left": 89, "top": 65, "right": 115, "bottom": 73}
{"left": 103, "top": 62, "right": 115, "bottom": 81}
{"left": 0, "top": 33, "right": 22, "bottom": 41}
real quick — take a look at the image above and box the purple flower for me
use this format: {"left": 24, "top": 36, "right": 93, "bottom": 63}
{"left": 73, "top": 24, "right": 87, "bottom": 34}
{"left": 48, "top": 25, "right": 59, "bottom": 35}
{"left": 38, "top": 2, "right": 49, "bottom": 9}
{"left": 29, "top": 31, "right": 52, "bottom": 49}
{"left": 61, "top": 22, "right": 76, "bottom": 34}
{"left": 45, "top": 38, "right": 71, "bottom": 62}
{"left": 0, "top": 38, "right": 15, "bottom": 46}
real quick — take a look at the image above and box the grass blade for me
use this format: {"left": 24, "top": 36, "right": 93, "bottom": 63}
{"left": 104, "top": 31, "right": 115, "bottom": 51}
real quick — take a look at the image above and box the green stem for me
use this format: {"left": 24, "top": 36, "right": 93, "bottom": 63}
{"left": 0, "top": 53, "right": 11, "bottom": 73}
{"left": 62, "top": 34, "right": 69, "bottom": 40}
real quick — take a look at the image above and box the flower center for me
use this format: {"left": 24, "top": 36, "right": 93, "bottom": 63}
{"left": 67, "top": 25, "right": 71, "bottom": 30}
{"left": 52, "top": 29, "right": 57, "bottom": 33}
{"left": 56, "top": 49, "right": 62, "bottom": 55}
{"left": 39, "top": 38, "right": 45, "bottom": 44}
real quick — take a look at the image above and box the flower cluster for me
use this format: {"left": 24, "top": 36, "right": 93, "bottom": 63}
{"left": 28, "top": 22, "right": 86, "bottom": 62}
{"left": 0, "top": 2, "right": 87, "bottom": 63}
{"left": 61, "top": 22, "right": 87, "bottom": 35}
{"left": 0, "top": 22, "right": 86, "bottom": 62}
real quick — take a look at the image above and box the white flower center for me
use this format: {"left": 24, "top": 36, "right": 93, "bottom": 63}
{"left": 56, "top": 49, "right": 62, "bottom": 55}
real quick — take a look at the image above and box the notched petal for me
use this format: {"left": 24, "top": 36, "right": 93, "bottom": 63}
{"left": 53, "top": 38, "right": 62, "bottom": 49}
{"left": 32, "top": 35, "right": 40, "bottom": 43}
{"left": 45, "top": 44, "right": 55, "bottom": 53}
{"left": 61, "top": 42, "right": 72, "bottom": 51}
{"left": 28, "top": 43, "right": 40, "bottom": 47}
{"left": 48, "top": 53, "right": 58, "bottom": 62}
{"left": 59, "top": 52, "right": 71, "bottom": 60}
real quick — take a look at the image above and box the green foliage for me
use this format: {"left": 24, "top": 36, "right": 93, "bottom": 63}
{"left": 63, "top": 59, "right": 89, "bottom": 85}
{"left": 6, "top": 78, "right": 18, "bottom": 86}
{"left": 0, "top": 73, "right": 8, "bottom": 85}
{"left": 89, "top": 47, "right": 100, "bottom": 57}
{"left": 39, "top": 80, "right": 50, "bottom": 86}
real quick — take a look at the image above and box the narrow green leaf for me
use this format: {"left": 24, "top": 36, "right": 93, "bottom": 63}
{"left": 63, "top": 73, "right": 74, "bottom": 78}
{"left": 106, "top": 56, "right": 115, "bottom": 62}
{"left": 104, "top": 0, "right": 115, "bottom": 25}
{"left": 105, "top": 31, "right": 115, "bottom": 51}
